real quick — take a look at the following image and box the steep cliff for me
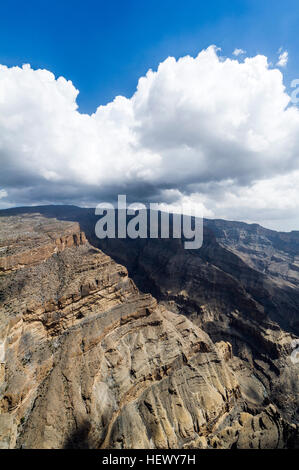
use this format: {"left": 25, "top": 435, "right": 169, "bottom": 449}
{"left": 95, "top": 218, "right": 299, "bottom": 430}
{"left": 0, "top": 211, "right": 298, "bottom": 449}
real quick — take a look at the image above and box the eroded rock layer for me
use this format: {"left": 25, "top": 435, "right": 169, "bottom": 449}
{"left": 0, "top": 212, "right": 298, "bottom": 449}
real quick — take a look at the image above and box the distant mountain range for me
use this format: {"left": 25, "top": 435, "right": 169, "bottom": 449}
{"left": 0, "top": 205, "right": 298, "bottom": 448}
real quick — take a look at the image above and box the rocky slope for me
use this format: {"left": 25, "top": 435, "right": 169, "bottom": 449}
{"left": 94, "top": 218, "right": 299, "bottom": 429}
{"left": 0, "top": 209, "right": 298, "bottom": 449}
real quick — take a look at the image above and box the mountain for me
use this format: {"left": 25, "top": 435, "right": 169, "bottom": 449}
{"left": 0, "top": 206, "right": 298, "bottom": 449}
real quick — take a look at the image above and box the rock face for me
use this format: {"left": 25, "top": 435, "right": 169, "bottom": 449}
{"left": 0, "top": 209, "right": 298, "bottom": 449}
{"left": 94, "top": 218, "right": 299, "bottom": 434}
{"left": 0, "top": 214, "right": 87, "bottom": 274}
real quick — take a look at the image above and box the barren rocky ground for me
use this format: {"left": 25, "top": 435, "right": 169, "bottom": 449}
{"left": 0, "top": 207, "right": 298, "bottom": 448}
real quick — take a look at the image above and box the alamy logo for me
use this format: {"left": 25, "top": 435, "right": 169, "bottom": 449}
{"left": 95, "top": 195, "right": 203, "bottom": 249}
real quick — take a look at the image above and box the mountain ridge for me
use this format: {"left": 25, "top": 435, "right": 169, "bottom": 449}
{"left": 0, "top": 206, "right": 299, "bottom": 448}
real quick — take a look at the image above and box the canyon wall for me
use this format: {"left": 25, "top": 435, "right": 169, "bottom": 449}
{"left": 0, "top": 210, "right": 298, "bottom": 448}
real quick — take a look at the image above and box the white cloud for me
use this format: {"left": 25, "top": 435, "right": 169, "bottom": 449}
{"left": 276, "top": 49, "right": 288, "bottom": 67}
{"left": 1, "top": 46, "right": 299, "bottom": 230}
{"left": 233, "top": 48, "right": 246, "bottom": 56}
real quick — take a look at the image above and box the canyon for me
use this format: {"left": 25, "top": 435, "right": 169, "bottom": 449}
{"left": 0, "top": 206, "right": 299, "bottom": 449}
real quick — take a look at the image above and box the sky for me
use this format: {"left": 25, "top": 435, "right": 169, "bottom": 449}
{"left": 0, "top": 0, "right": 299, "bottom": 231}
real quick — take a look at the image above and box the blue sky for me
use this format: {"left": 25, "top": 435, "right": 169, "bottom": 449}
{"left": 0, "top": 0, "right": 298, "bottom": 113}
{"left": 1, "top": 0, "right": 299, "bottom": 230}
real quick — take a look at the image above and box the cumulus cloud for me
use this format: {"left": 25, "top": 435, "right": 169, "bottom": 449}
{"left": 276, "top": 49, "right": 288, "bottom": 67}
{"left": 233, "top": 48, "right": 246, "bottom": 56}
{"left": 170, "top": 170, "right": 299, "bottom": 231}
{"left": 1, "top": 46, "right": 299, "bottom": 230}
